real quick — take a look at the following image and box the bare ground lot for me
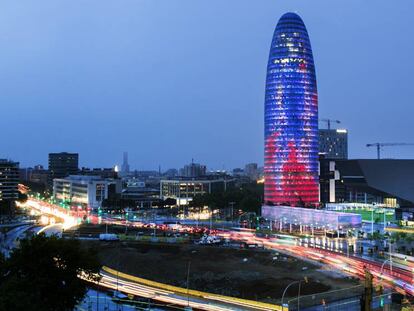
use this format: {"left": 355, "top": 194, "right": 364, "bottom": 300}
{"left": 82, "top": 241, "right": 360, "bottom": 303}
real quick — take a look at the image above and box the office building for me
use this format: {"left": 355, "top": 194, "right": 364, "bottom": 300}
{"left": 264, "top": 12, "right": 319, "bottom": 207}
{"left": 179, "top": 162, "right": 206, "bottom": 178}
{"left": 0, "top": 159, "right": 19, "bottom": 204}
{"left": 232, "top": 168, "right": 244, "bottom": 177}
{"left": 121, "top": 179, "right": 159, "bottom": 208}
{"left": 80, "top": 167, "right": 118, "bottom": 179}
{"left": 29, "top": 165, "right": 49, "bottom": 189}
{"left": 319, "top": 159, "right": 414, "bottom": 222}
{"left": 48, "top": 152, "right": 79, "bottom": 189}
{"left": 160, "top": 177, "right": 235, "bottom": 206}
{"left": 19, "top": 167, "right": 32, "bottom": 182}
{"left": 53, "top": 175, "right": 117, "bottom": 209}
{"left": 244, "top": 163, "right": 258, "bottom": 181}
{"left": 319, "top": 129, "right": 348, "bottom": 159}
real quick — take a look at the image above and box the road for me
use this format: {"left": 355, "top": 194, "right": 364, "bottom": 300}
{"left": 94, "top": 269, "right": 281, "bottom": 311}
{"left": 229, "top": 232, "right": 414, "bottom": 296}
{"left": 21, "top": 198, "right": 414, "bottom": 305}
{"left": 0, "top": 224, "right": 32, "bottom": 258}
{"left": 37, "top": 223, "right": 63, "bottom": 237}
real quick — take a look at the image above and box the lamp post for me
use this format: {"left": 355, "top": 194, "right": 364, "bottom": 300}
{"left": 281, "top": 281, "right": 298, "bottom": 310}
{"left": 371, "top": 208, "right": 374, "bottom": 236}
{"left": 380, "top": 258, "right": 390, "bottom": 277}
{"left": 281, "top": 278, "right": 308, "bottom": 310}
{"left": 153, "top": 210, "right": 156, "bottom": 237}
{"left": 186, "top": 260, "right": 191, "bottom": 308}
{"left": 185, "top": 249, "right": 197, "bottom": 310}
{"left": 346, "top": 237, "right": 350, "bottom": 258}
{"left": 229, "top": 202, "right": 235, "bottom": 225}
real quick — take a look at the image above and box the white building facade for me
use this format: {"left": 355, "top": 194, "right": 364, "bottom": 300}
{"left": 53, "top": 175, "right": 113, "bottom": 209}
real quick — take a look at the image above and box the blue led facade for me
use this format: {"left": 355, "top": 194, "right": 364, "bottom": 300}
{"left": 264, "top": 12, "right": 319, "bottom": 206}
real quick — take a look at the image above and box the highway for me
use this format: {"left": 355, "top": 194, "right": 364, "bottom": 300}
{"left": 37, "top": 223, "right": 63, "bottom": 237}
{"left": 226, "top": 231, "right": 414, "bottom": 296}
{"left": 0, "top": 224, "right": 32, "bottom": 258}
{"left": 15, "top": 199, "right": 285, "bottom": 310}
{"left": 96, "top": 269, "right": 278, "bottom": 311}
{"left": 20, "top": 198, "right": 414, "bottom": 307}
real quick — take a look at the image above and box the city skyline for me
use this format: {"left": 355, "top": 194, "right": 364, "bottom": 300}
{"left": 2, "top": 1, "right": 414, "bottom": 169}
{"left": 2, "top": 3, "right": 414, "bottom": 310}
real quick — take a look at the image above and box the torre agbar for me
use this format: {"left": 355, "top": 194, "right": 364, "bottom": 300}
{"left": 264, "top": 12, "right": 319, "bottom": 207}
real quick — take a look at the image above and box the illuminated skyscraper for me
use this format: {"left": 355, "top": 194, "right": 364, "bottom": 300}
{"left": 264, "top": 12, "right": 319, "bottom": 206}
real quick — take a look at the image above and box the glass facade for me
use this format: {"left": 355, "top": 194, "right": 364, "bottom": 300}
{"left": 262, "top": 205, "right": 362, "bottom": 229}
{"left": 319, "top": 129, "right": 348, "bottom": 159}
{"left": 264, "top": 12, "right": 319, "bottom": 206}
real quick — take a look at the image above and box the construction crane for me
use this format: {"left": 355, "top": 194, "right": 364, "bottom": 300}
{"left": 319, "top": 119, "right": 341, "bottom": 130}
{"left": 366, "top": 143, "right": 414, "bottom": 159}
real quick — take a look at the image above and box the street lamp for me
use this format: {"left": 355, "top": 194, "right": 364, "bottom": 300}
{"left": 186, "top": 260, "right": 191, "bottom": 308}
{"left": 186, "top": 250, "right": 198, "bottom": 310}
{"left": 380, "top": 259, "right": 391, "bottom": 277}
{"left": 281, "top": 277, "right": 308, "bottom": 310}
{"left": 371, "top": 204, "right": 375, "bottom": 236}
{"left": 229, "top": 202, "right": 235, "bottom": 224}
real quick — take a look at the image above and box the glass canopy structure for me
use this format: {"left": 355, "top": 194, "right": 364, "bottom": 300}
{"left": 264, "top": 12, "right": 319, "bottom": 207}
{"left": 262, "top": 205, "right": 362, "bottom": 230}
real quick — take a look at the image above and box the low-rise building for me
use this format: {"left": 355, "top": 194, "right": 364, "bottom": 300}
{"left": 79, "top": 167, "right": 118, "bottom": 179}
{"left": 121, "top": 179, "right": 159, "bottom": 208}
{"left": 53, "top": 175, "right": 118, "bottom": 209}
{"left": 262, "top": 205, "right": 362, "bottom": 232}
{"left": 160, "top": 177, "right": 235, "bottom": 206}
{"left": 319, "top": 158, "right": 414, "bottom": 222}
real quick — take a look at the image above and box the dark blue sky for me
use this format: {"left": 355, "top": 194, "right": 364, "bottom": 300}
{"left": 2, "top": 1, "right": 413, "bottom": 170}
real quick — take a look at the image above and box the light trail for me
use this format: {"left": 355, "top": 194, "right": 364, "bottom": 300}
{"left": 20, "top": 199, "right": 79, "bottom": 230}
{"left": 86, "top": 270, "right": 278, "bottom": 311}
{"left": 22, "top": 197, "right": 414, "bottom": 302}
{"left": 228, "top": 232, "right": 414, "bottom": 297}
{"left": 96, "top": 267, "right": 283, "bottom": 311}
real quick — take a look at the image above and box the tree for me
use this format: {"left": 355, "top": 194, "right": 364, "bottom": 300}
{"left": 163, "top": 197, "right": 177, "bottom": 206}
{"left": 0, "top": 234, "right": 101, "bottom": 311}
{"left": 190, "top": 194, "right": 209, "bottom": 208}
{"left": 239, "top": 195, "right": 261, "bottom": 213}
{"left": 405, "top": 234, "right": 414, "bottom": 244}
{"left": 188, "top": 182, "right": 264, "bottom": 213}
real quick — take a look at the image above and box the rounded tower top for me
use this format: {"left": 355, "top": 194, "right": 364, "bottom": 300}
{"left": 279, "top": 12, "right": 304, "bottom": 22}
{"left": 275, "top": 12, "right": 308, "bottom": 34}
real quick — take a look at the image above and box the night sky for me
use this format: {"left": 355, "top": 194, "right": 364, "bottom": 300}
{"left": 1, "top": 0, "right": 413, "bottom": 170}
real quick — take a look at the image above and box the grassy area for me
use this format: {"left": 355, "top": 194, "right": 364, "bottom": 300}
{"left": 342, "top": 209, "right": 395, "bottom": 222}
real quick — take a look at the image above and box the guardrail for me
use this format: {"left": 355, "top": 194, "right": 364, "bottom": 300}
{"left": 102, "top": 266, "right": 284, "bottom": 311}
{"left": 385, "top": 227, "right": 414, "bottom": 234}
